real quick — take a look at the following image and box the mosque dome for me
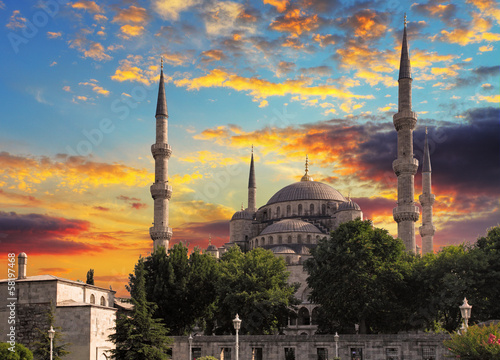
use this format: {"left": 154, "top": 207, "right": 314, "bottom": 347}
{"left": 266, "top": 181, "right": 346, "bottom": 205}
{"left": 260, "top": 219, "right": 322, "bottom": 235}
{"left": 270, "top": 245, "right": 297, "bottom": 254}
{"left": 337, "top": 199, "right": 361, "bottom": 212}
{"left": 207, "top": 244, "right": 218, "bottom": 251}
{"left": 231, "top": 209, "right": 254, "bottom": 221}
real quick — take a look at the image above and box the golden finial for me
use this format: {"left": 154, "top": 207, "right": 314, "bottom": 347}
{"left": 404, "top": 13, "right": 407, "bottom": 28}
{"left": 161, "top": 56, "right": 164, "bottom": 70}
{"left": 251, "top": 144, "right": 253, "bottom": 154}
{"left": 305, "top": 155, "right": 309, "bottom": 174}
{"left": 301, "top": 155, "right": 314, "bottom": 181}
{"left": 208, "top": 234, "right": 212, "bottom": 245}
{"left": 241, "top": 203, "right": 244, "bottom": 210}
{"left": 425, "top": 126, "right": 428, "bottom": 134}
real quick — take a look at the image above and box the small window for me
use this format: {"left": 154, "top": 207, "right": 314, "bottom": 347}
{"left": 351, "top": 348, "right": 363, "bottom": 360}
{"left": 386, "top": 348, "right": 399, "bottom": 360}
{"left": 90, "top": 294, "right": 95, "bottom": 304}
{"left": 311, "top": 307, "right": 319, "bottom": 325}
{"left": 193, "top": 348, "right": 202, "bottom": 360}
{"left": 252, "top": 348, "right": 263, "bottom": 360}
{"left": 322, "top": 204, "right": 326, "bottom": 215}
{"left": 317, "top": 348, "right": 328, "bottom": 360}
{"left": 284, "top": 348, "right": 295, "bottom": 360}
{"left": 100, "top": 296, "right": 106, "bottom": 306}
{"left": 287, "top": 205, "right": 291, "bottom": 217}
{"left": 422, "top": 347, "right": 436, "bottom": 360}
{"left": 278, "top": 236, "right": 283, "bottom": 244}
{"left": 288, "top": 236, "right": 292, "bottom": 244}
{"left": 298, "top": 204, "right": 302, "bottom": 215}
{"left": 307, "top": 235, "right": 311, "bottom": 243}
{"left": 310, "top": 204, "right": 314, "bottom": 215}
{"left": 298, "top": 307, "right": 310, "bottom": 325}
{"left": 277, "top": 206, "right": 281, "bottom": 218}
{"left": 261, "top": 237, "right": 265, "bottom": 245}
{"left": 221, "top": 348, "right": 232, "bottom": 360}
{"left": 269, "top": 236, "right": 273, "bottom": 245}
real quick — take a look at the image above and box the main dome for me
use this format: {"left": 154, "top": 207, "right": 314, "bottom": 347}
{"left": 266, "top": 181, "right": 346, "bottom": 205}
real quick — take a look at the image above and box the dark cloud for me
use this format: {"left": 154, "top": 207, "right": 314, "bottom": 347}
{"left": 93, "top": 206, "right": 110, "bottom": 211}
{"left": 353, "top": 197, "right": 395, "bottom": 220}
{"left": 300, "top": 0, "right": 340, "bottom": 14}
{"left": 336, "top": 9, "right": 390, "bottom": 41}
{"left": 131, "top": 202, "right": 147, "bottom": 210}
{"left": 277, "top": 61, "right": 296, "bottom": 76}
{"left": 172, "top": 220, "right": 229, "bottom": 249}
{"left": 299, "top": 65, "right": 332, "bottom": 77}
{"left": 411, "top": 0, "right": 457, "bottom": 22}
{"left": 451, "top": 65, "right": 500, "bottom": 88}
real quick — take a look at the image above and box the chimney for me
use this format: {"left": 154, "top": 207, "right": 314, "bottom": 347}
{"left": 18, "top": 252, "right": 27, "bottom": 279}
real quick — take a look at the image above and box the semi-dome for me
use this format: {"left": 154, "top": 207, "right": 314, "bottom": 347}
{"left": 260, "top": 219, "right": 322, "bottom": 235}
{"left": 270, "top": 245, "right": 297, "bottom": 254}
{"left": 266, "top": 181, "right": 346, "bottom": 205}
{"left": 337, "top": 199, "right": 361, "bottom": 212}
{"left": 231, "top": 209, "right": 254, "bottom": 221}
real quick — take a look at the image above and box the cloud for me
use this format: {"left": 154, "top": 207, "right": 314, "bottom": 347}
{"left": 203, "top": 1, "right": 255, "bottom": 37}
{"left": 112, "top": 5, "right": 149, "bottom": 24}
{"left": 111, "top": 56, "right": 161, "bottom": 85}
{"left": 479, "top": 44, "right": 493, "bottom": 52}
{"left": 153, "top": 0, "right": 203, "bottom": 21}
{"left": 69, "top": 36, "right": 112, "bottom": 61}
{"left": 263, "top": 0, "right": 289, "bottom": 12}
{"left": 71, "top": 0, "right": 103, "bottom": 14}
{"left": 276, "top": 61, "right": 296, "bottom": 77}
{"left": 119, "top": 24, "right": 145, "bottom": 38}
{"left": 201, "top": 49, "right": 227, "bottom": 63}
{"left": 47, "top": 31, "right": 62, "bottom": 39}
{"left": 270, "top": 8, "right": 319, "bottom": 37}
{"left": 92, "top": 206, "right": 109, "bottom": 211}
{"left": 338, "top": 9, "right": 390, "bottom": 40}
{"left": 6, "top": 10, "right": 26, "bottom": 30}
{"left": 0, "top": 189, "right": 43, "bottom": 208}
{"left": 468, "top": 0, "right": 500, "bottom": 25}
{"left": 172, "top": 220, "right": 230, "bottom": 249}
{"left": 79, "top": 79, "right": 110, "bottom": 96}
{"left": 411, "top": 0, "right": 457, "bottom": 21}
{"left": 449, "top": 65, "right": 500, "bottom": 88}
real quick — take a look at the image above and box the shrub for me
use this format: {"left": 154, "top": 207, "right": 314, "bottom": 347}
{"left": 444, "top": 322, "right": 500, "bottom": 359}
{"left": 0, "top": 343, "right": 34, "bottom": 360}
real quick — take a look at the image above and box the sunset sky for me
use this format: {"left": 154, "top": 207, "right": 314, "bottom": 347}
{"left": 1, "top": 0, "right": 499, "bottom": 296}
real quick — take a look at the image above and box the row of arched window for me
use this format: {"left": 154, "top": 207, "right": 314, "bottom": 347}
{"left": 289, "top": 307, "right": 319, "bottom": 326}
{"left": 252, "top": 234, "right": 320, "bottom": 248}
{"left": 263, "top": 203, "right": 328, "bottom": 220}
{"left": 90, "top": 294, "right": 107, "bottom": 306}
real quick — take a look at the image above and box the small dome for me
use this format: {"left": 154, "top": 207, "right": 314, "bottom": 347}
{"left": 337, "top": 200, "right": 361, "bottom": 212}
{"left": 231, "top": 210, "right": 254, "bottom": 221}
{"left": 207, "top": 244, "right": 218, "bottom": 251}
{"left": 270, "top": 246, "right": 297, "bottom": 254}
{"left": 260, "top": 219, "right": 322, "bottom": 235}
{"left": 18, "top": 252, "right": 27, "bottom": 258}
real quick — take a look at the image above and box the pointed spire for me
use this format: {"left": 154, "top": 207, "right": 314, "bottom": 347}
{"left": 208, "top": 233, "right": 212, "bottom": 245}
{"left": 248, "top": 146, "right": 256, "bottom": 188}
{"left": 399, "top": 14, "right": 412, "bottom": 80}
{"left": 423, "top": 127, "right": 432, "bottom": 172}
{"left": 156, "top": 57, "right": 168, "bottom": 117}
{"left": 301, "top": 155, "right": 314, "bottom": 181}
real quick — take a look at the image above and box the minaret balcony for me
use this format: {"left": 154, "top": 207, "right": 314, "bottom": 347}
{"left": 393, "top": 205, "right": 420, "bottom": 223}
{"left": 149, "top": 226, "right": 173, "bottom": 241}
{"left": 392, "top": 158, "right": 419, "bottom": 176}
{"left": 393, "top": 110, "right": 417, "bottom": 131}
{"left": 151, "top": 143, "right": 172, "bottom": 158}
{"left": 150, "top": 182, "right": 173, "bottom": 199}
{"left": 419, "top": 224, "right": 436, "bottom": 237}
{"left": 418, "top": 193, "right": 435, "bottom": 206}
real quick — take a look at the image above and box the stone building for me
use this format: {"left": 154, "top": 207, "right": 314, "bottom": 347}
{"left": 0, "top": 253, "right": 116, "bottom": 360}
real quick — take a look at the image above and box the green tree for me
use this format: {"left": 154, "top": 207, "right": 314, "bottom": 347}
{"left": 304, "top": 219, "right": 415, "bottom": 334}
{"left": 144, "top": 243, "right": 220, "bottom": 335}
{"left": 86, "top": 269, "right": 94, "bottom": 285}
{"left": 32, "top": 304, "right": 70, "bottom": 360}
{"left": 213, "top": 246, "right": 299, "bottom": 335}
{"left": 0, "top": 343, "right": 33, "bottom": 360}
{"left": 109, "top": 257, "right": 172, "bottom": 360}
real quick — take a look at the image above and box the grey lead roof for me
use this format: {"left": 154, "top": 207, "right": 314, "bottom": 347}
{"left": 260, "top": 219, "right": 322, "bottom": 235}
{"left": 248, "top": 152, "right": 256, "bottom": 188}
{"left": 398, "top": 25, "right": 412, "bottom": 80}
{"left": 266, "top": 181, "right": 346, "bottom": 205}
{"left": 155, "top": 69, "right": 168, "bottom": 117}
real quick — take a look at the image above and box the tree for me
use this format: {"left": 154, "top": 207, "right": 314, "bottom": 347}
{"left": 86, "top": 269, "right": 94, "bottom": 285}
{"left": 144, "top": 244, "right": 220, "bottom": 335}
{"left": 0, "top": 343, "right": 33, "bottom": 360}
{"left": 32, "top": 304, "right": 70, "bottom": 360}
{"left": 109, "top": 257, "right": 172, "bottom": 360}
{"left": 212, "top": 246, "right": 299, "bottom": 335}
{"left": 304, "top": 219, "right": 415, "bottom": 334}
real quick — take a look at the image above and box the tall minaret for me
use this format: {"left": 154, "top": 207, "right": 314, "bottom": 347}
{"left": 393, "top": 15, "right": 420, "bottom": 253}
{"left": 149, "top": 58, "right": 173, "bottom": 250}
{"left": 419, "top": 128, "right": 435, "bottom": 255}
{"left": 247, "top": 146, "right": 257, "bottom": 212}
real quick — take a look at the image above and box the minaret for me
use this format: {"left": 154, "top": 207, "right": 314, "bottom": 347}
{"left": 149, "top": 58, "right": 173, "bottom": 250}
{"left": 419, "top": 128, "right": 436, "bottom": 255}
{"left": 393, "top": 15, "right": 420, "bottom": 253}
{"left": 247, "top": 145, "right": 257, "bottom": 212}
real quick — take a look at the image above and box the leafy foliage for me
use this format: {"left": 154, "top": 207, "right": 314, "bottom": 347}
{"left": 32, "top": 304, "right": 70, "bottom": 360}
{"left": 109, "top": 257, "right": 172, "bottom": 360}
{"left": 0, "top": 343, "right": 33, "bottom": 360}
{"left": 444, "top": 322, "right": 500, "bottom": 359}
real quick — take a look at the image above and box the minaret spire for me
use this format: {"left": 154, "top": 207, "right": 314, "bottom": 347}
{"left": 301, "top": 155, "right": 314, "bottom": 181}
{"left": 150, "top": 58, "right": 173, "bottom": 250}
{"left": 419, "top": 127, "right": 436, "bottom": 255}
{"left": 393, "top": 15, "right": 420, "bottom": 253}
{"left": 247, "top": 146, "right": 257, "bottom": 212}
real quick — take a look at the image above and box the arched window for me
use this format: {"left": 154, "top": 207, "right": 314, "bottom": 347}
{"left": 277, "top": 206, "right": 281, "bottom": 218}
{"left": 288, "top": 236, "right": 292, "bottom": 244}
{"left": 289, "top": 311, "right": 298, "bottom": 326}
{"left": 298, "top": 204, "right": 302, "bottom": 216}
{"left": 269, "top": 236, "right": 273, "bottom": 245}
{"left": 255, "top": 239, "right": 259, "bottom": 247}
{"left": 310, "top": 204, "right": 314, "bottom": 215}
{"left": 278, "top": 236, "right": 283, "bottom": 244}
{"left": 298, "top": 307, "right": 310, "bottom": 325}
{"left": 100, "top": 296, "right": 106, "bottom": 306}
{"left": 261, "top": 237, "right": 265, "bottom": 245}
{"left": 297, "top": 235, "right": 302, "bottom": 244}
{"left": 287, "top": 205, "right": 291, "bottom": 217}
{"left": 307, "top": 235, "right": 311, "bottom": 243}
{"left": 90, "top": 294, "right": 95, "bottom": 304}
{"left": 322, "top": 204, "right": 326, "bottom": 215}
{"left": 263, "top": 211, "right": 267, "bottom": 220}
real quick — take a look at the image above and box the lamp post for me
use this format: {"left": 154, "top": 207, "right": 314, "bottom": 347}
{"left": 334, "top": 332, "right": 339, "bottom": 358}
{"left": 48, "top": 326, "right": 55, "bottom": 360}
{"left": 459, "top": 297, "right": 472, "bottom": 333}
{"left": 233, "top": 314, "right": 242, "bottom": 360}
{"left": 188, "top": 334, "right": 193, "bottom": 360}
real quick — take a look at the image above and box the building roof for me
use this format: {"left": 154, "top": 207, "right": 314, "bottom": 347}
{"left": 231, "top": 209, "right": 254, "bottom": 220}
{"left": 270, "top": 246, "right": 297, "bottom": 254}
{"left": 260, "top": 219, "right": 322, "bottom": 235}
{"left": 266, "top": 181, "right": 346, "bottom": 205}
{"left": 399, "top": 16, "right": 412, "bottom": 80}
{"left": 337, "top": 199, "right": 361, "bottom": 211}
{"left": 0, "top": 274, "right": 116, "bottom": 293}
{"left": 155, "top": 59, "right": 168, "bottom": 117}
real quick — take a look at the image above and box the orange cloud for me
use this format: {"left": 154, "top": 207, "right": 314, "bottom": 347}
{"left": 47, "top": 31, "right": 62, "bottom": 39}
{"left": 111, "top": 56, "right": 161, "bottom": 85}
{"left": 468, "top": 0, "right": 500, "bottom": 25}
{"left": 119, "top": 24, "right": 145, "bottom": 38}
{"left": 348, "top": 9, "right": 388, "bottom": 39}
{"left": 6, "top": 10, "right": 26, "bottom": 30}
{"left": 201, "top": 49, "right": 227, "bottom": 63}
{"left": 431, "top": 13, "right": 500, "bottom": 45}
{"left": 175, "top": 69, "right": 374, "bottom": 101}
{"left": 270, "top": 9, "right": 319, "bottom": 37}
{"left": 313, "top": 33, "right": 337, "bottom": 47}
{"left": 69, "top": 36, "right": 112, "bottom": 61}
{"left": 112, "top": 5, "right": 149, "bottom": 24}
{"left": 263, "top": 0, "right": 289, "bottom": 12}
{"left": 71, "top": 0, "right": 102, "bottom": 14}
{"left": 79, "top": 80, "right": 110, "bottom": 96}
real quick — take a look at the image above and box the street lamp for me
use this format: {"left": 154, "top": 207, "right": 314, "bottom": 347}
{"left": 459, "top": 297, "right": 472, "bottom": 333}
{"left": 233, "top": 314, "right": 242, "bottom": 360}
{"left": 48, "top": 326, "right": 55, "bottom": 360}
{"left": 334, "top": 332, "right": 339, "bottom": 358}
{"left": 188, "top": 334, "right": 193, "bottom": 360}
